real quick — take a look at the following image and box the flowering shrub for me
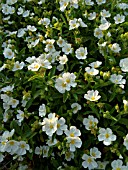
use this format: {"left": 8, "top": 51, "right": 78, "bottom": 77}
{"left": 0, "top": 0, "right": 128, "bottom": 169}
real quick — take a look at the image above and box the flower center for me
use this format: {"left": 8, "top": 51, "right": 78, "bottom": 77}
{"left": 105, "top": 133, "right": 110, "bottom": 138}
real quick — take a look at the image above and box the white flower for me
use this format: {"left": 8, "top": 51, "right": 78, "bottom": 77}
{"left": 71, "top": 103, "right": 81, "bottom": 114}
{"left": 5, "top": 140, "right": 19, "bottom": 154}
{"left": 8, "top": 98, "right": 19, "bottom": 108}
{"left": 59, "top": 55, "right": 68, "bottom": 65}
{"left": 78, "top": 18, "right": 87, "bottom": 27}
{"left": 85, "top": 67, "right": 99, "bottom": 76}
{"left": 75, "top": 47, "right": 88, "bottom": 60}
{"left": 85, "top": 0, "right": 94, "bottom": 6}
{"left": 45, "top": 44, "right": 55, "bottom": 53}
{"left": 1, "top": 94, "right": 10, "bottom": 103}
{"left": 35, "top": 146, "right": 43, "bottom": 155}
{"left": 17, "top": 7, "right": 24, "bottom": 15}
{"left": 62, "top": 43, "right": 73, "bottom": 55}
{"left": 110, "top": 43, "right": 121, "bottom": 53}
{"left": 38, "top": 18, "right": 50, "bottom": 27}
{"left": 12, "top": 61, "right": 25, "bottom": 71}
{"left": 57, "top": 37, "right": 66, "bottom": 47}
{"left": 66, "top": 137, "right": 82, "bottom": 152}
{"left": 16, "top": 141, "right": 30, "bottom": 155}
{"left": 119, "top": 58, "right": 128, "bottom": 72}
{"left": 39, "top": 104, "right": 46, "bottom": 117}
{"left": 98, "top": 128, "right": 117, "bottom": 146}
{"left": 56, "top": 117, "right": 67, "bottom": 135}
{"left": 42, "top": 113, "right": 58, "bottom": 136}
{"left": 65, "top": 151, "right": 74, "bottom": 161}
{"left": 111, "top": 159, "right": 126, "bottom": 170}
{"left": 1, "top": 85, "right": 14, "bottom": 92}
{"left": 100, "top": 9, "right": 111, "bottom": 18}
{"left": 16, "top": 110, "right": 24, "bottom": 122}
{"left": 17, "top": 28, "right": 26, "bottom": 37}
{"left": 70, "top": 0, "right": 79, "bottom": 9}
{"left": 46, "top": 137, "right": 58, "bottom": 146}
{"left": 82, "top": 154, "right": 98, "bottom": 169}
{"left": 69, "top": 18, "right": 80, "bottom": 30}
{"left": 109, "top": 74, "right": 126, "bottom": 86}
{"left": 118, "top": 3, "right": 128, "bottom": 10}
{"left": 84, "top": 90, "right": 101, "bottom": 101}
{"left": 83, "top": 115, "right": 98, "bottom": 130}
{"left": 114, "top": 14, "right": 125, "bottom": 24}
{"left": 65, "top": 126, "right": 81, "bottom": 137}
{"left": 22, "top": 10, "right": 30, "bottom": 17}
{"left": 59, "top": 0, "right": 70, "bottom": 12}
{"left": 90, "top": 147, "right": 101, "bottom": 159}
{"left": 94, "top": 28, "right": 104, "bottom": 39}
{"left": 28, "top": 62, "right": 40, "bottom": 71}
{"left": 25, "top": 56, "right": 36, "bottom": 63}
{"left": 123, "top": 134, "right": 128, "bottom": 150}
{"left": 88, "top": 12, "right": 96, "bottom": 20}
{"left": 96, "top": 0, "right": 106, "bottom": 5}
{"left": 99, "top": 21, "right": 111, "bottom": 30}
{"left": 89, "top": 61, "right": 102, "bottom": 68}
{"left": 3, "top": 48, "right": 14, "bottom": 59}
{"left": 27, "top": 25, "right": 37, "bottom": 32}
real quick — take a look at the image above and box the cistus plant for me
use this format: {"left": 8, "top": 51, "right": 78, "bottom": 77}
{"left": 0, "top": 0, "right": 128, "bottom": 169}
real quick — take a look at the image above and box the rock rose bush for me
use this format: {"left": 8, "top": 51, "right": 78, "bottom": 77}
{"left": 0, "top": 0, "right": 128, "bottom": 169}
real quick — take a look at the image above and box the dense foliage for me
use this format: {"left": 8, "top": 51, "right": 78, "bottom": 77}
{"left": 0, "top": 0, "right": 128, "bottom": 169}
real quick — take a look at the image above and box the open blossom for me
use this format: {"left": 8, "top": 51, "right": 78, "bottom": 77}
{"left": 100, "top": 9, "right": 111, "bottom": 18}
{"left": 56, "top": 117, "right": 67, "bottom": 135}
{"left": 16, "top": 141, "right": 30, "bottom": 155}
{"left": 109, "top": 74, "right": 126, "bottom": 86}
{"left": 98, "top": 128, "right": 116, "bottom": 146}
{"left": 94, "top": 28, "right": 104, "bottom": 39}
{"left": 62, "top": 43, "right": 73, "bottom": 54}
{"left": 114, "top": 14, "right": 125, "bottom": 24}
{"left": 41, "top": 113, "right": 58, "bottom": 136}
{"left": 59, "top": 0, "right": 69, "bottom": 12}
{"left": 88, "top": 12, "right": 96, "bottom": 20}
{"left": 59, "top": 55, "right": 68, "bottom": 65}
{"left": 12, "top": 61, "right": 25, "bottom": 71}
{"left": 90, "top": 147, "right": 101, "bottom": 159}
{"left": 3, "top": 48, "right": 14, "bottom": 59}
{"left": 82, "top": 154, "right": 98, "bottom": 169}
{"left": 69, "top": 18, "right": 80, "bottom": 30}
{"left": 75, "top": 47, "right": 88, "bottom": 59}
{"left": 89, "top": 61, "right": 102, "bottom": 68}
{"left": 65, "top": 126, "right": 81, "bottom": 137}
{"left": 111, "top": 159, "right": 126, "bottom": 170}
{"left": 84, "top": 90, "right": 101, "bottom": 101}
{"left": 4, "top": 140, "right": 19, "bottom": 154}
{"left": 66, "top": 136, "right": 82, "bottom": 152}
{"left": 85, "top": 67, "right": 99, "bottom": 76}
{"left": 110, "top": 43, "right": 121, "bottom": 53}
{"left": 119, "top": 58, "right": 128, "bottom": 72}
{"left": 83, "top": 115, "right": 98, "bottom": 130}
{"left": 57, "top": 37, "right": 66, "bottom": 47}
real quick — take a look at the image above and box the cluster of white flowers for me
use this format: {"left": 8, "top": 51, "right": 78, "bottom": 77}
{"left": 0, "top": 129, "right": 30, "bottom": 158}
{"left": 82, "top": 147, "right": 101, "bottom": 169}
{"left": 65, "top": 126, "right": 82, "bottom": 152}
{"left": 85, "top": 61, "right": 102, "bottom": 76}
{"left": 1, "top": 0, "right": 128, "bottom": 168}
{"left": 55, "top": 72, "right": 77, "bottom": 93}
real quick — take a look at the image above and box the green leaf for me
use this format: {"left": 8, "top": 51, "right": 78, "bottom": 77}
{"left": 63, "top": 91, "right": 70, "bottom": 103}
{"left": 26, "top": 98, "right": 34, "bottom": 109}
{"left": 10, "top": 120, "right": 22, "bottom": 135}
